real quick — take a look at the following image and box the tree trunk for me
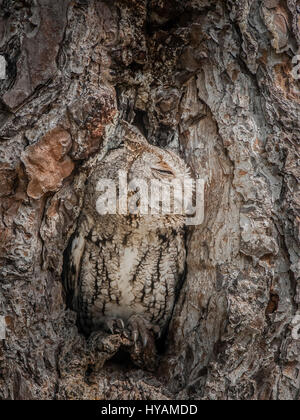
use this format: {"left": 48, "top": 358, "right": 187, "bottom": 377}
{"left": 0, "top": 0, "right": 299, "bottom": 400}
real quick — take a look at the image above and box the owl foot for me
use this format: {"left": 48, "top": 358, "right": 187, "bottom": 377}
{"left": 127, "top": 315, "right": 160, "bottom": 347}
{"left": 104, "top": 318, "right": 125, "bottom": 335}
{"left": 125, "top": 315, "right": 159, "bottom": 372}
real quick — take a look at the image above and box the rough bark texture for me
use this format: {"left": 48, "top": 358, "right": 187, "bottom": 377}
{"left": 0, "top": 0, "right": 299, "bottom": 400}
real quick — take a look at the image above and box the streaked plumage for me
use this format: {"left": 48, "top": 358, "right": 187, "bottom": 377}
{"left": 64, "top": 121, "right": 189, "bottom": 343}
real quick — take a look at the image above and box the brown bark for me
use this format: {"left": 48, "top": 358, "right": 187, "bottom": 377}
{"left": 0, "top": 0, "right": 299, "bottom": 400}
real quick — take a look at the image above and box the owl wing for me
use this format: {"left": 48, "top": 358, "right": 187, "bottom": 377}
{"left": 63, "top": 213, "right": 93, "bottom": 311}
{"left": 64, "top": 230, "right": 86, "bottom": 312}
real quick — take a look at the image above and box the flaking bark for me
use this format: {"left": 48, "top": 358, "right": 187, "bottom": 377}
{"left": 0, "top": 0, "right": 299, "bottom": 400}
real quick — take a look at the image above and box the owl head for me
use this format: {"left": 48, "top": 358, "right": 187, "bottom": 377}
{"left": 89, "top": 121, "right": 194, "bottom": 229}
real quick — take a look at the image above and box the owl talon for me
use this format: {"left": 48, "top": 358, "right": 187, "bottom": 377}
{"left": 143, "top": 336, "right": 148, "bottom": 347}
{"left": 127, "top": 315, "right": 158, "bottom": 347}
{"left": 105, "top": 318, "right": 125, "bottom": 335}
{"left": 133, "top": 331, "right": 138, "bottom": 344}
{"left": 123, "top": 330, "right": 130, "bottom": 339}
{"left": 117, "top": 319, "right": 125, "bottom": 331}
{"left": 155, "top": 326, "right": 162, "bottom": 339}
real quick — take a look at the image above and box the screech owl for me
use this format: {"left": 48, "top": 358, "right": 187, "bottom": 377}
{"left": 64, "top": 121, "right": 191, "bottom": 349}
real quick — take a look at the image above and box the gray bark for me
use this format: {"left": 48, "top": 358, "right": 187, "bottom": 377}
{"left": 0, "top": 0, "right": 299, "bottom": 400}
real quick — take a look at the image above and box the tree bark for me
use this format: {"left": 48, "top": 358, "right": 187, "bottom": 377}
{"left": 0, "top": 0, "right": 299, "bottom": 400}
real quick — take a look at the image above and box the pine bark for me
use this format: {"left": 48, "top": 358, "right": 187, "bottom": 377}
{"left": 0, "top": 0, "right": 299, "bottom": 400}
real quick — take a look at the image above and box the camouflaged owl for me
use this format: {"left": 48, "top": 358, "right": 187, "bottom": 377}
{"left": 64, "top": 121, "right": 191, "bottom": 347}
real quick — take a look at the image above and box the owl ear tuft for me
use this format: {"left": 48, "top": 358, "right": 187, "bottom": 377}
{"left": 120, "top": 120, "right": 148, "bottom": 149}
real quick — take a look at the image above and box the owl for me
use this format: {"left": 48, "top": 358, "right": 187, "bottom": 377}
{"left": 64, "top": 121, "right": 191, "bottom": 348}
